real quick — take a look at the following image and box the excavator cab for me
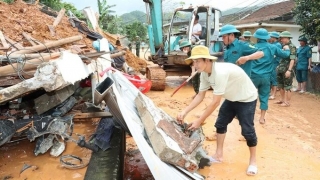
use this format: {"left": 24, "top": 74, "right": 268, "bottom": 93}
{"left": 144, "top": 1, "right": 221, "bottom": 90}
{"left": 163, "top": 6, "right": 221, "bottom": 73}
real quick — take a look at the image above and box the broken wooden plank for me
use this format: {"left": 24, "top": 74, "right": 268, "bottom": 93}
{"left": 0, "top": 78, "right": 23, "bottom": 87}
{"left": 11, "top": 35, "right": 82, "bottom": 55}
{"left": 53, "top": 8, "right": 65, "bottom": 27}
{"left": 0, "top": 31, "right": 9, "bottom": 48}
{"left": 73, "top": 112, "right": 113, "bottom": 119}
{"left": 0, "top": 47, "right": 9, "bottom": 50}
{"left": 48, "top": 8, "right": 66, "bottom": 36}
{"left": 0, "top": 53, "right": 53, "bottom": 59}
{"left": 0, "top": 52, "right": 61, "bottom": 77}
{"left": 22, "top": 32, "right": 37, "bottom": 46}
{"left": 4, "top": 36, "right": 24, "bottom": 50}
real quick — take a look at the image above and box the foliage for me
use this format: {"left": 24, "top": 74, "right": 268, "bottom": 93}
{"left": 39, "top": 0, "right": 84, "bottom": 19}
{"left": 293, "top": 0, "right": 320, "bottom": 45}
{"left": 97, "top": 0, "right": 116, "bottom": 30}
{"left": 105, "top": 15, "right": 123, "bottom": 34}
{"left": 123, "top": 21, "right": 147, "bottom": 42}
{"left": 1, "top": 0, "right": 14, "bottom": 3}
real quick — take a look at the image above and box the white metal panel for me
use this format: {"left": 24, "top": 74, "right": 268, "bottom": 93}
{"left": 107, "top": 70, "right": 203, "bottom": 180}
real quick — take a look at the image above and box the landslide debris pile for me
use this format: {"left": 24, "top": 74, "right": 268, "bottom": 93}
{"left": 0, "top": 0, "right": 146, "bottom": 71}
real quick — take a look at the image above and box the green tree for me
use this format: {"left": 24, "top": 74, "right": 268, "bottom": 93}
{"left": 124, "top": 21, "right": 147, "bottom": 42}
{"left": 105, "top": 15, "right": 123, "bottom": 34}
{"left": 97, "top": 0, "right": 116, "bottom": 30}
{"left": 293, "top": 0, "right": 320, "bottom": 45}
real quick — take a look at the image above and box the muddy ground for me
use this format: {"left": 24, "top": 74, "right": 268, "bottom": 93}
{"left": 1, "top": 77, "right": 320, "bottom": 180}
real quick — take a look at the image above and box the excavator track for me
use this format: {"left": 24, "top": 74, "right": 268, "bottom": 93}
{"left": 146, "top": 66, "right": 166, "bottom": 91}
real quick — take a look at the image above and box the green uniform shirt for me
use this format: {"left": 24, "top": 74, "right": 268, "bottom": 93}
{"left": 296, "top": 45, "right": 312, "bottom": 70}
{"left": 251, "top": 40, "right": 290, "bottom": 78}
{"left": 277, "top": 41, "right": 296, "bottom": 73}
{"left": 224, "top": 39, "right": 258, "bottom": 77}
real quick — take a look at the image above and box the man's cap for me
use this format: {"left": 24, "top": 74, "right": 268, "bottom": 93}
{"left": 243, "top": 31, "right": 252, "bottom": 37}
{"left": 298, "top": 36, "right": 308, "bottom": 42}
{"left": 219, "top": 24, "right": 240, "bottom": 37}
{"left": 253, "top": 28, "right": 270, "bottom": 40}
{"left": 180, "top": 40, "right": 191, "bottom": 48}
{"left": 269, "top": 31, "right": 280, "bottom": 38}
{"left": 185, "top": 45, "right": 217, "bottom": 65}
{"left": 279, "top": 31, "right": 292, "bottom": 38}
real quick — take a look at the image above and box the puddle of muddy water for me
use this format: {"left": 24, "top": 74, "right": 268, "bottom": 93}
{"left": 0, "top": 120, "right": 96, "bottom": 180}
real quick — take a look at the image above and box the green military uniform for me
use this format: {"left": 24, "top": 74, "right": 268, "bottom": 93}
{"left": 276, "top": 41, "right": 296, "bottom": 90}
{"left": 135, "top": 41, "right": 140, "bottom": 57}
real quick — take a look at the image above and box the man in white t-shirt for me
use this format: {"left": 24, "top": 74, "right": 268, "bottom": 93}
{"left": 178, "top": 45, "right": 260, "bottom": 176}
{"left": 191, "top": 14, "right": 202, "bottom": 43}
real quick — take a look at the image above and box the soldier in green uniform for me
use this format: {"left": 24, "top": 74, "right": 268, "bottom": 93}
{"left": 180, "top": 40, "right": 200, "bottom": 98}
{"left": 268, "top": 31, "right": 282, "bottom": 100}
{"left": 243, "top": 31, "right": 255, "bottom": 46}
{"left": 135, "top": 36, "right": 140, "bottom": 57}
{"left": 295, "top": 36, "right": 312, "bottom": 93}
{"left": 251, "top": 28, "right": 290, "bottom": 124}
{"left": 275, "top": 31, "right": 296, "bottom": 107}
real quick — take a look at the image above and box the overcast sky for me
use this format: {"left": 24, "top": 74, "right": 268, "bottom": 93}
{"left": 63, "top": 0, "right": 284, "bottom": 16}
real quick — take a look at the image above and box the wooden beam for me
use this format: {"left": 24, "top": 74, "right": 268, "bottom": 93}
{"left": 0, "top": 52, "right": 61, "bottom": 77}
{"left": 0, "top": 78, "right": 23, "bottom": 87}
{"left": 73, "top": 112, "right": 113, "bottom": 119}
{"left": 4, "top": 36, "right": 24, "bottom": 50}
{"left": 53, "top": 8, "right": 66, "bottom": 27}
{"left": 0, "top": 31, "right": 9, "bottom": 48}
{"left": 22, "top": 32, "right": 37, "bottom": 46}
{"left": 11, "top": 35, "right": 82, "bottom": 54}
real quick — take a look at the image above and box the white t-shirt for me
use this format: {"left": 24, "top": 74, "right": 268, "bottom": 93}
{"left": 199, "top": 62, "right": 257, "bottom": 102}
{"left": 192, "top": 23, "right": 202, "bottom": 40}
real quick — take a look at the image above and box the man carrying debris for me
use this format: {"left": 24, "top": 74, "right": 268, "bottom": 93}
{"left": 177, "top": 45, "right": 260, "bottom": 176}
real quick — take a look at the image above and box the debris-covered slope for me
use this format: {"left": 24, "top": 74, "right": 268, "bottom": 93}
{"left": 0, "top": 1, "right": 147, "bottom": 71}
{"left": 0, "top": 1, "right": 92, "bottom": 49}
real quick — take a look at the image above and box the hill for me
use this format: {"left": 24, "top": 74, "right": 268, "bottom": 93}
{"left": 120, "top": 10, "right": 146, "bottom": 25}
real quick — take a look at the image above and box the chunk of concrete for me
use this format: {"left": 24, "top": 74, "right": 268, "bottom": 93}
{"left": 34, "top": 85, "right": 75, "bottom": 115}
{"left": 135, "top": 94, "right": 201, "bottom": 172}
{"left": 0, "top": 52, "right": 92, "bottom": 104}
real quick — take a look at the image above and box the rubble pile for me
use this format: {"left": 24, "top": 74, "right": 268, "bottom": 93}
{"left": 0, "top": 1, "right": 148, "bottom": 158}
{"left": 0, "top": 1, "right": 92, "bottom": 50}
{"left": 0, "top": 1, "right": 147, "bottom": 71}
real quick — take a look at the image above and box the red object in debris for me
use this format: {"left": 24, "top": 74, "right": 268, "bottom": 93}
{"left": 80, "top": 78, "right": 92, "bottom": 87}
{"left": 124, "top": 74, "right": 152, "bottom": 94}
{"left": 100, "top": 67, "right": 152, "bottom": 94}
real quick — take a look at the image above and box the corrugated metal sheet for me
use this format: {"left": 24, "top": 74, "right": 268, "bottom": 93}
{"left": 106, "top": 70, "right": 203, "bottom": 180}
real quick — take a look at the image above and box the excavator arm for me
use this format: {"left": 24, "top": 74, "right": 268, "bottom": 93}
{"left": 143, "top": 0, "right": 164, "bottom": 55}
